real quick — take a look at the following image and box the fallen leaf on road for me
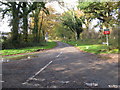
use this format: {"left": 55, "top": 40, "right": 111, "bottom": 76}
{"left": 84, "top": 82, "right": 98, "bottom": 87}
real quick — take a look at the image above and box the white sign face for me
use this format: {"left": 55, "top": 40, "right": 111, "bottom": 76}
{"left": 102, "top": 42, "right": 107, "bottom": 44}
{"left": 45, "top": 37, "right": 48, "bottom": 41}
{"left": 45, "top": 32, "right": 48, "bottom": 41}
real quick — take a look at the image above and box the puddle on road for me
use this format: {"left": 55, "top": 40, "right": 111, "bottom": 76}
{"left": 51, "top": 80, "right": 70, "bottom": 84}
{"left": 23, "top": 82, "right": 41, "bottom": 87}
{"left": 49, "top": 85, "right": 57, "bottom": 88}
{"left": 84, "top": 82, "right": 98, "bottom": 87}
{"left": 52, "top": 67, "right": 65, "bottom": 71}
{"left": 30, "top": 78, "right": 45, "bottom": 82}
{"left": 59, "top": 81, "right": 70, "bottom": 84}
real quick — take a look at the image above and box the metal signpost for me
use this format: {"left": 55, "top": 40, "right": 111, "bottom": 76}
{"left": 103, "top": 29, "right": 110, "bottom": 46}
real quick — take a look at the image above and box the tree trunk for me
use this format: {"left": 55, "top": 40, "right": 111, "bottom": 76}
{"left": 77, "top": 32, "right": 80, "bottom": 40}
{"left": 33, "top": 8, "right": 40, "bottom": 43}
{"left": 33, "top": 18, "right": 38, "bottom": 42}
{"left": 39, "top": 11, "right": 44, "bottom": 41}
{"left": 11, "top": 3, "right": 19, "bottom": 46}
{"left": 75, "top": 30, "right": 80, "bottom": 40}
{"left": 23, "top": 2, "right": 28, "bottom": 43}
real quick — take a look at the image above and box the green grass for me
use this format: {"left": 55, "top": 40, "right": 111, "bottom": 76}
{"left": 1, "top": 41, "right": 57, "bottom": 56}
{"left": 62, "top": 40, "right": 119, "bottom": 54}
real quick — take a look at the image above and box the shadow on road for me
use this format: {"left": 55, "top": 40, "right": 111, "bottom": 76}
{"left": 2, "top": 41, "right": 119, "bottom": 88}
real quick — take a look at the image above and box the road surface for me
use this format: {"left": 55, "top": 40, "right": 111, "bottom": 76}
{"left": 2, "top": 41, "right": 119, "bottom": 88}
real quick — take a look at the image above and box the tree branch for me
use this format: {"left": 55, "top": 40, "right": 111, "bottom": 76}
{"left": 2, "top": 9, "right": 11, "bottom": 19}
{"left": 0, "top": 1, "right": 11, "bottom": 7}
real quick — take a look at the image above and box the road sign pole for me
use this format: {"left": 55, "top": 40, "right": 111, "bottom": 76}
{"left": 106, "top": 34, "right": 109, "bottom": 46}
{"left": 104, "top": 28, "right": 110, "bottom": 46}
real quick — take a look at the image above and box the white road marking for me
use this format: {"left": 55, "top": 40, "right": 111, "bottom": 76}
{"left": 21, "top": 56, "right": 31, "bottom": 61}
{"left": 30, "top": 78, "right": 45, "bottom": 81}
{"left": 23, "top": 82, "right": 40, "bottom": 87}
{"left": 0, "top": 81, "right": 4, "bottom": 83}
{"left": 22, "top": 61, "right": 53, "bottom": 84}
{"left": 27, "top": 56, "right": 31, "bottom": 59}
{"left": 21, "top": 58, "right": 31, "bottom": 61}
{"left": 56, "top": 52, "right": 62, "bottom": 57}
{"left": 23, "top": 50, "right": 63, "bottom": 85}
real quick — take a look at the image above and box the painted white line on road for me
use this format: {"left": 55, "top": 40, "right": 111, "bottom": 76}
{"left": 22, "top": 61, "right": 53, "bottom": 84}
{"left": 23, "top": 51, "right": 63, "bottom": 85}
{"left": 20, "top": 56, "right": 31, "bottom": 61}
{"left": 0, "top": 81, "right": 4, "bottom": 83}
{"left": 56, "top": 52, "right": 62, "bottom": 57}
{"left": 34, "top": 61, "right": 53, "bottom": 76}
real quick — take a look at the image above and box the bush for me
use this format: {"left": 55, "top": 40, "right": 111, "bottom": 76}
{"left": 2, "top": 39, "right": 46, "bottom": 50}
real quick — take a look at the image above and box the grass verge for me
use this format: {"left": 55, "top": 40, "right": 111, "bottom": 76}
{"left": 62, "top": 40, "right": 119, "bottom": 54}
{"left": 1, "top": 41, "right": 57, "bottom": 56}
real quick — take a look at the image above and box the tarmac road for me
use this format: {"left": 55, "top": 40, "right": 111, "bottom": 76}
{"left": 2, "top": 41, "right": 119, "bottom": 88}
